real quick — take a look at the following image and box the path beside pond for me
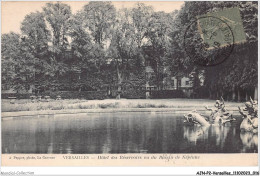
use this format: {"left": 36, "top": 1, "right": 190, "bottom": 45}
{"left": 2, "top": 99, "right": 244, "bottom": 118}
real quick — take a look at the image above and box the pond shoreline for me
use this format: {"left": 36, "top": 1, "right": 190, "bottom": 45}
{"left": 2, "top": 107, "right": 242, "bottom": 118}
{"left": 2, "top": 99, "right": 244, "bottom": 118}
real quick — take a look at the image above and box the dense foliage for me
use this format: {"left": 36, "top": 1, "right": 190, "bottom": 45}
{"left": 171, "top": 1, "right": 258, "bottom": 101}
{"left": 1, "top": 2, "right": 258, "bottom": 100}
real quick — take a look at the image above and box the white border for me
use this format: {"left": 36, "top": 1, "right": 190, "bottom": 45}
{"left": 0, "top": 167, "right": 259, "bottom": 175}
{"left": 1, "top": 0, "right": 259, "bottom": 175}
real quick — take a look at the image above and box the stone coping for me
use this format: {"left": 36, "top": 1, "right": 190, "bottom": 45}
{"left": 2, "top": 107, "right": 241, "bottom": 118}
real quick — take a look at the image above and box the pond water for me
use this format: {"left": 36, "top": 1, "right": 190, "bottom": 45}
{"left": 2, "top": 112, "right": 258, "bottom": 153}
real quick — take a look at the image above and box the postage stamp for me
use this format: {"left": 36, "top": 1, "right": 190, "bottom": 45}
{"left": 184, "top": 7, "right": 246, "bottom": 66}
{"left": 200, "top": 7, "right": 247, "bottom": 45}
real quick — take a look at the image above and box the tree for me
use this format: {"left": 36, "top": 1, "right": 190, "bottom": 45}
{"left": 2, "top": 1, "right": 257, "bottom": 100}
{"left": 108, "top": 8, "right": 143, "bottom": 98}
{"left": 146, "top": 11, "right": 173, "bottom": 90}
{"left": 21, "top": 12, "right": 50, "bottom": 60}
{"left": 2, "top": 33, "right": 20, "bottom": 91}
{"left": 67, "top": 12, "right": 92, "bottom": 91}
{"left": 43, "top": 2, "right": 72, "bottom": 79}
{"left": 20, "top": 12, "right": 53, "bottom": 92}
{"left": 131, "top": 3, "right": 153, "bottom": 48}
{"left": 169, "top": 1, "right": 258, "bottom": 100}
{"left": 83, "top": 2, "right": 116, "bottom": 46}
{"left": 1, "top": 32, "right": 34, "bottom": 92}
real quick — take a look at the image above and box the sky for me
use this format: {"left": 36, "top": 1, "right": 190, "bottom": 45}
{"left": 1, "top": 1, "right": 184, "bottom": 34}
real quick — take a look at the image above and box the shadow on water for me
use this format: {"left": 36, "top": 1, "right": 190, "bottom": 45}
{"left": 2, "top": 112, "right": 258, "bottom": 153}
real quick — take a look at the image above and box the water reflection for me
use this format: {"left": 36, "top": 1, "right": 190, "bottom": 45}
{"left": 2, "top": 113, "right": 257, "bottom": 153}
{"left": 183, "top": 125, "right": 234, "bottom": 151}
{"left": 240, "top": 132, "right": 258, "bottom": 153}
{"left": 183, "top": 125, "right": 209, "bottom": 144}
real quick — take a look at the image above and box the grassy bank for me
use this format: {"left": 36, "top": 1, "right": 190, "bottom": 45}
{"left": 1, "top": 99, "right": 244, "bottom": 112}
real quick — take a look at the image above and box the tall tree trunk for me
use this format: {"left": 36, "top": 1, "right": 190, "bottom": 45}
{"left": 220, "top": 90, "right": 224, "bottom": 98}
{"left": 209, "top": 90, "right": 212, "bottom": 99}
{"left": 78, "top": 74, "right": 81, "bottom": 92}
{"left": 245, "top": 91, "right": 248, "bottom": 101}
{"left": 176, "top": 77, "right": 179, "bottom": 90}
{"left": 117, "top": 69, "right": 122, "bottom": 99}
{"left": 232, "top": 86, "right": 236, "bottom": 101}
{"left": 145, "top": 72, "right": 150, "bottom": 99}
{"left": 156, "top": 61, "right": 161, "bottom": 91}
{"left": 115, "top": 58, "right": 123, "bottom": 99}
{"left": 254, "top": 86, "right": 258, "bottom": 100}
{"left": 237, "top": 89, "right": 241, "bottom": 102}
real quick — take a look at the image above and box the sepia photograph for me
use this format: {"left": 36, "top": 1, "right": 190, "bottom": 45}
{"left": 1, "top": 1, "right": 258, "bottom": 169}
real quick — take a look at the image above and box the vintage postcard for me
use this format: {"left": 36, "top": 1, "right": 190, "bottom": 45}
{"left": 1, "top": 0, "right": 259, "bottom": 172}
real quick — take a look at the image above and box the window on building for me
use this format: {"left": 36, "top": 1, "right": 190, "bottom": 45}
{"left": 186, "top": 81, "right": 189, "bottom": 85}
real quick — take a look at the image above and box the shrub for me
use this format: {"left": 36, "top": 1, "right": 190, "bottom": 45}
{"left": 2, "top": 91, "right": 108, "bottom": 100}
{"left": 150, "top": 90, "right": 185, "bottom": 99}
{"left": 1, "top": 93, "right": 32, "bottom": 99}
{"left": 121, "top": 88, "right": 146, "bottom": 99}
